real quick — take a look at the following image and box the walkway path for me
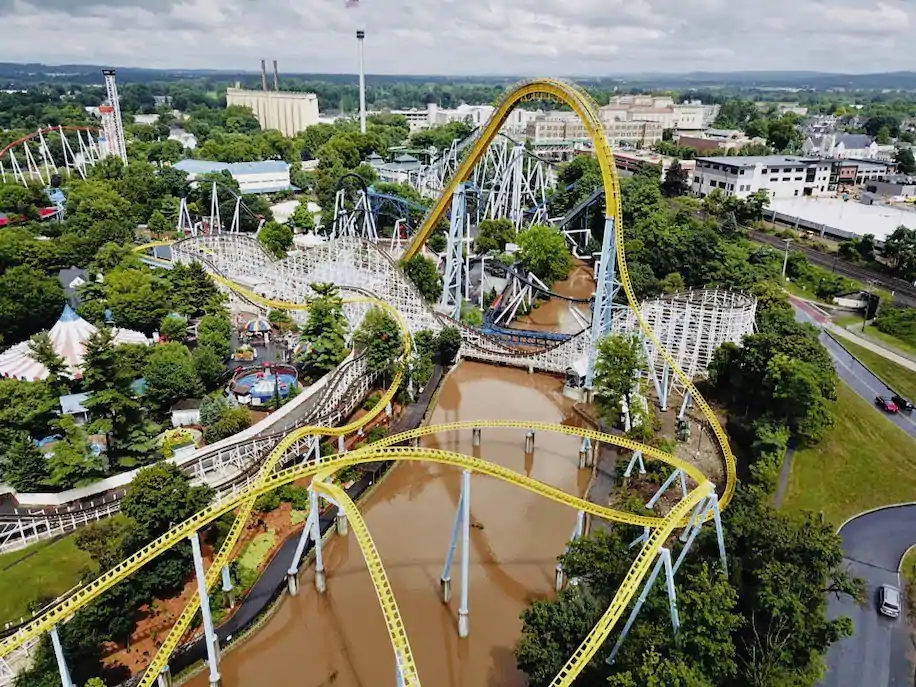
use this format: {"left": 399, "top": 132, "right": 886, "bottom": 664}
{"left": 787, "top": 296, "right": 916, "bottom": 372}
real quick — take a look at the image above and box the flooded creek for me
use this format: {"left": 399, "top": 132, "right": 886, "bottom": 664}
{"left": 188, "top": 362, "right": 590, "bottom": 687}
{"left": 514, "top": 262, "right": 595, "bottom": 335}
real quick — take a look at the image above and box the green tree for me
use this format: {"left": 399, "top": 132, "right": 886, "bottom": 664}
{"left": 0, "top": 433, "right": 49, "bottom": 491}
{"left": 593, "top": 334, "right": 644, "bottom": 425}
{"left": 660, "top": 160, "right": 689, "bottom": 197}
{"left": 883, "top": 225, "right": 916, "bottom": 279}
{"left": 143, "top": 342, "right": 203, "bottom": 410}
{"left": 82, "top": 328, "right": 158, "bottom": 468}
{"left": 122, "top": 462, "right": 214, "bottom": 542}
{"left": 199, "top": 393, "right": 229, "bottom": 426}
{"left": 658, "top": 272, "right": 685, "bottom": 294}
{"left": 766, "top": 115, "right": 801, "bottom": 152}
{"left": 0, "top": 266, "right": 66, "bottom": 344}
{"left": 204, "top": 405, "right": 252, "bottom": 442}
{"left": 28, "top": 330, "right": 68, "bottom": 391}
{"left": 436, "top": 326, "right": 462, "bottom": 365}
{"left": 894, "top": 147, "right": 916, "bottom": 176}
{"left": 147, "top": 209, "right": 172, "bottom": 237}
{"left": 192, "top": 345, "right": 224, "bottom": 391}
{"left": 258, "top": 220, "right": 294, "bottom": 258}
{"left": 516, "top": 224, "right": 573, "bottom": 284}
{"left": 198, "top": 310, "right": 232, "bottom": 359}
{"left": 515, "top": 587, "right": 603, "bottom": 685}
{"left": 0, "top": 183, "right": 47, "bottom": 221}
{"left": 475, "top": 218, "right": 516, "bottom": 253}
{"left": 47, "top": 416, "right": 103, "bottom": 488}
{"left": 290, "top": 202, "right": 316, "bottom": 232}
{"left": 354, "top": 306, "right": 403, "bottom": 379}
{"left": 160, "top": 313, "right": 188, "bottom": 341}
{"left": 167, "top": 262, "right": 221, "bottom": 318}
{"left": 298, "top": 283, "right": 349, "bottom": 383}
{"left": 402, "top": 254, "right": 443, "bottom": 303}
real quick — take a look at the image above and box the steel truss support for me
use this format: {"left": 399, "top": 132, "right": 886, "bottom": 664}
{"left": 50, "top": 625, "right": 74, "bottom": 687}
{"left": 440, "top": 470, "right": 471, "bottom": 637}
{"left": 209, "top": 182, "right": 222, "bottom": 235}
{"left": 555, "top": 510, "right": 586, "bottom": 591}
{"left": 606, "top": 546, "right": 679, "bottom": 665}
{"left": 190, "top": 531, "right": 221, "bottom": 687}
{"left": 177, "top": 197, "right": 194, "bottom": 236}
{"left": 309, "top": 486, "right": 327, "bottom": 593}
{"left": 440, "top": 183, "right": 468, "bottom": 319}
{"left": 332, "top": 189, "right": 377, "bottom": 242}
{"left": 624, "top": 450, "right": 646, "bottom": 477}
{"left": 585, "top": 216, "right": 621, "bottom": 388}
{"left": 646, "top": 468, "right": 689, "bottom": 511}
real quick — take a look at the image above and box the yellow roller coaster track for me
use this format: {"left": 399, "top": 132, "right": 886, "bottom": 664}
{"left": 0, "top": 78, "right": 739, "bottom": 687}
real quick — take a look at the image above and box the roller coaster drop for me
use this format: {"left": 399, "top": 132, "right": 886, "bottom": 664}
{"left": 0, "top": 80, "right": 747, "bottom": 687}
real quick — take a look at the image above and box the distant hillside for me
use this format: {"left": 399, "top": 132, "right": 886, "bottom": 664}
{"left": 4, "top": 62, "right": 916, "bottom": 91}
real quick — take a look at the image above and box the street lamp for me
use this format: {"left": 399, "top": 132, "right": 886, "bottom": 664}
{"left": 781, "top": 238, "right": 793, "bottom": 280}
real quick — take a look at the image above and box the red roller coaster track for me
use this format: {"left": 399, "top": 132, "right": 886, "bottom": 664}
{"left": 0, "top": 125, "right": 100, "bottom": 160}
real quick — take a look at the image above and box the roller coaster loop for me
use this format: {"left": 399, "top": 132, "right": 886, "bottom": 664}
{"left": 0, "top": 79, "right": 737, "bottom": 687}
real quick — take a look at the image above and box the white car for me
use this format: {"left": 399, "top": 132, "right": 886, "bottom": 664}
{"left": 879, "top": 584, "right": 901, "bottom": 618}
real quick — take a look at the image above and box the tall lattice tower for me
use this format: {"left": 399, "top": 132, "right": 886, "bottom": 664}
{"left": 101, "top": 69, "right": 128, "bottom": 164}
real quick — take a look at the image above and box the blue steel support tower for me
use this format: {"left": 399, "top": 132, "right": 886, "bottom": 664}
{"left": 585, "top": 215, "right": 621, "bottom": 389}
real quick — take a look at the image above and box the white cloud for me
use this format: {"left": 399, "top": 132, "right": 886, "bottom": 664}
{"left": 1, "top": 0, "right": 914, "bottom": 75}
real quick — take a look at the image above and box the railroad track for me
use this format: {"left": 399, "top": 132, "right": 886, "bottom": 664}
{"left": 749, "top": 230, "right": 916, "bottom": 306}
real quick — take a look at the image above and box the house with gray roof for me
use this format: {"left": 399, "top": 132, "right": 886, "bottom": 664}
{"left": 803, "top": 133, "right": 880, "bottom": 160}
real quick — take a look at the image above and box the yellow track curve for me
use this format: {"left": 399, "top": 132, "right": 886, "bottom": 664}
{"left": 0, "top": 78, "right": 739, "bottom": 687}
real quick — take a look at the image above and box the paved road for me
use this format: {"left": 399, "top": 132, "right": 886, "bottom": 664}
{"left": 790, "top": 298, "right": 915, "bottom": 685}
{"left": 791, "top": 298, "right": 916, "bottom": 439}
{"left": 820, "top": 506, "right": 916, "bottom": 687}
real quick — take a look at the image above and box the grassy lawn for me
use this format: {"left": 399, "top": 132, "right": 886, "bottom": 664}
{"left": 0, "top": 536, "right": 96, "bottom": 626}
{"left": 782, "top": 280, "right": 823, "bottom": 302}
{"left": 784, "top": 383, "right": 916, "bottom": 526}
{"left": 238, "top": 531, "right": 277, "bottom": 571}
{"left": 834, "top": 337, "right": 916, "bottom": 400}
{"left": 834, "top": 314, "right": 862, "bottom": 328}
{"left": 860, "top": 326, "right": 916, "bottom": 359}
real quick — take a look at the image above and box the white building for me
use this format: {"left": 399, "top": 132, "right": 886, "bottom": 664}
{"left": 172, "top": 159, "right": 292, "bottom": 194}
{"left": 691, "top": 155, "right": 833, "bottom": 200}
{"left": 226, "top": 88, "right": 320, "bottom": 137}
{"left": 384, "top": 102, "right": 537, "bottom": 135}
{"left": 168, "top": 128, "right": 197, "bottom": 150}
{"left": 526, "top": 111, "right": 663, "bottom": 148}
{"left": 602, "top": 95, "right": 719, "bottom": 130}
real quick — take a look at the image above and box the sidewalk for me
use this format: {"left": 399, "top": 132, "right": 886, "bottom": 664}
{"left": 786, "top": 293, "right": 916, "bottom": 373}
{"left": 826, "top": 324, "right": 916, "bottom": 373}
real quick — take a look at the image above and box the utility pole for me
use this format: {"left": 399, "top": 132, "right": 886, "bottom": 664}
{"left": 356, "top": 30, "right": 367, "bottom": 134}
{"left": 781, "top": 238, "right": 793, "bottom": 279}
{"left": 862, "top": 279, "right": 876, "bottom": 332}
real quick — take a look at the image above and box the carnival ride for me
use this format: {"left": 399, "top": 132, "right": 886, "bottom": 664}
{"left": 0, "top": 126, "right": 103, "bottom": 187}
{"left": 0, "top": 79, "right": 747, "bottom": 687}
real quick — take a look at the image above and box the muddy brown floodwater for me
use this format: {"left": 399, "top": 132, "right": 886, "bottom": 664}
{"left": 187, "top": 362, "right": 590, "bottom": 687}
{"left": 514, "top": 262, "right": 595, "bottom": 335}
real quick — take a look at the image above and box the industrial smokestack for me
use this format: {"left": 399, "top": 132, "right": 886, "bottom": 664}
{"left": 261, "top": 59, "right": 268, "bottom": 92}
{"left": 356, "top": 30, "right": 366, "bottom": 134}
{"left": 273, "top": 60, "right": 279, "bottom": 91}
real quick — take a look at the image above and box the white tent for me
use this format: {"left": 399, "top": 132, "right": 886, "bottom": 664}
{"left": 0, "top": 305, "right": 150, "bottom": 382}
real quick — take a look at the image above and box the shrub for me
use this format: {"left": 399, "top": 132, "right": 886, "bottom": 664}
{"left": 363, "top": 391, "right": 383, "bottom": 411}
{"left": 254, "top": 491, "right": 281, "bottom": 513}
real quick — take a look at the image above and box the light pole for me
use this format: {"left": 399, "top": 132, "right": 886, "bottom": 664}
{"left": 862, "top": 279, "right": 875, "bottom": 332}
{"left": 781, "top": 238, "right": 793, "bottom": 279}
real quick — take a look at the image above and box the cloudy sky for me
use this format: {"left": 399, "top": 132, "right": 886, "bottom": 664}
{"left": 0, "top": 0, "right": 912, "bottom": 75}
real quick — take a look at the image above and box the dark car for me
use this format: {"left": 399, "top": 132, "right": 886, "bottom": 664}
{"left": 892, "top": 394, "right": 914, "bottom": 412}
{"left": 875, "top": 396, "right": 900, "bottom": 413}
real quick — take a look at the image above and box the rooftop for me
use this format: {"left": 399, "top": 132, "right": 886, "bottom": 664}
{"left": 770, "top": 196, "right": 916, "bottom": 242}
{"left": 173, "top": 159, "right": 290, "bottom": 176}
{"left": 696, "top": 155, "right": 823, "bottom": 168}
